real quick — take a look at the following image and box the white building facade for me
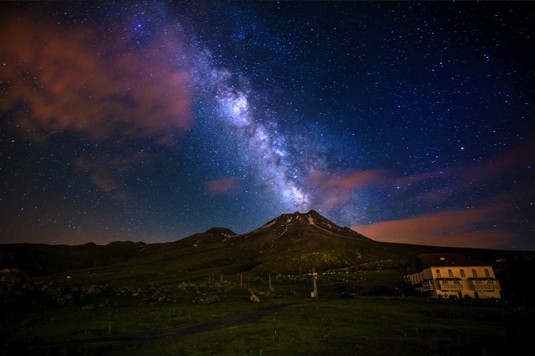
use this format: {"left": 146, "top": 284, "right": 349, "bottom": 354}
{"left": 405, "top": 254, "right": 501, "bottom": 299}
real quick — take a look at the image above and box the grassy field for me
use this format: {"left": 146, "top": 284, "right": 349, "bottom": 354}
{"left": 2, "top": 215, "right": 534, "bottom": 354}
{"left": 109, "top": 298, "right": 530, "bottom": 356}
{"left": 2, "top": 272, "right": 532, "bottom": 355}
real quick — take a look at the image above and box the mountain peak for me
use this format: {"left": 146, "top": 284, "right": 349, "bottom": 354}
{"left": 244, "top": 210, "right": 370, "bottom": 241}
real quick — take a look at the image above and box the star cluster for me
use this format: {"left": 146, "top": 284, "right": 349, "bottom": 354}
{"left": 0, "top": 2, "right": 533, "bottom": 249}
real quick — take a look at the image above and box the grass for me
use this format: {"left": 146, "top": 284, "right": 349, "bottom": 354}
{"left": 2, "top": 275, "right": 532, "bottom": 355}
{"left": 2, "top": 231, "right": 534, "bottom": 355}
{"left": 103, "top": 297, "right": 530, "bottom": 356}
{"left": 5, "top": 298, "right": 274, "bottom": 343}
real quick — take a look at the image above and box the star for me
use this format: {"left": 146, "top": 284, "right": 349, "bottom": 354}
{"left": 0, "top": 1, "right": 532, "bottom": 250}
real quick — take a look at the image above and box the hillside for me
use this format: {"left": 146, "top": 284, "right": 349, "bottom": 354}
{"left": 0, "top": 241, "right": 146, "bottom": 275}
{"left": 1, "top": 210, "right": 528, "bottom": 285}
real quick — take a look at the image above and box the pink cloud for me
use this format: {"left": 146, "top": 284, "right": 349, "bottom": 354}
{"left": 205, "top": 177, "right": 240, "bottom": 196}
{"left": 305, "top": 170, "right": 385, "bottom": 208}
{"left": 352, "top": 207, "right": 513, "bottom": 249}
{"left": 0, "top": 13, "right": 194, "bottom": 142}
{"left": 307, "top": 170, "right": 385, "bottom": 189}
{"left": 304, "top": 143, "right": 533, "bottom": 213}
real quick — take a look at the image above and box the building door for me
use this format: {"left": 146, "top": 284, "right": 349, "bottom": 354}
{"left": 474, "top": 291, "right": 479, "bottom": 299}
{"left": 457, "top": 291, "right": 462, "bottom": 299}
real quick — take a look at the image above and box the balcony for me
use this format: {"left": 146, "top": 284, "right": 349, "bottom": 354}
{"left": 470, "top": 279, "right": 500, "bottom": 291}
{"left": 438, "top": 279, "right": 462, "bottom": 291}
{"left": 419, "top": 283, "right": 434, "bottom": 291}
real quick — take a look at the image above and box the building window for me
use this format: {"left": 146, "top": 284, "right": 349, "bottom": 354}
{"left": 484, "top": 269, "right": 490, "bottom": 278}
{"left": 472, "top": 269, "right": 477, "bottom": 278}
{"left": 460, "top": 269, "right": 465, "bottom": 277}
{"left": 436, "top": 269, "right": 441, "bottom": 277}
{"left": 448, "top": 269, "right": 453, "bottom": 278}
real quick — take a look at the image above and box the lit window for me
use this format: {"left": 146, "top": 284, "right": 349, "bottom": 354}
{"left": 448, "top": 269, "right": 453, "bottom": 278}
{"left": 484, "top": 269, "right": 490, "bottom": 277}
{"left": 472, "top": 269, "right": 477, "bottom": 277}
{"left": 436, "top": 269, "right": 441, "bottom": 277}
{"left": 460, "top": 269, "right": 465, "bottom": 277}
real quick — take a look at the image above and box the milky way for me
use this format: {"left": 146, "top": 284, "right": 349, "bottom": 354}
{"left": 0, "top": 2, "right": 533, "bottom": 249}
{"left": 196, "top": 61, "right": 313, "bottom": 211}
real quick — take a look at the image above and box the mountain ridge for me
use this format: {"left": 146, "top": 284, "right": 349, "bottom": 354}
{"left": 248, "top": 210, "right": 366, "bottom": 236}
{"left": 1, "top": 210, "right": 530, "bottom": 279}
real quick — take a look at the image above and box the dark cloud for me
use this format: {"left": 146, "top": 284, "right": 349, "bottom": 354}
{"left": 205, "top": 177, "right": 240, "bottom": 196}
{"left": 307, "top": 143, "right": 534, "bottom": 209}
{"left": 413, "top": 143, "right": 535, "bottom": 203}
{"left": 74, "top": 152, "right": 150, "bottom": 200}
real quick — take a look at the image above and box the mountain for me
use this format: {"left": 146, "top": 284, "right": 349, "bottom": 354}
{"left": 222, "top": 210, "right": 420, "bottom": 273}
{"left": 240, "top": 210, "right": 369, "bottom": 241}
{"left": 0, "top": 241, "right": 146, "bottom": 276}
{"left": 0, "top": 210, "right": 528, "bottom": 282}
{"left": 172, "top": 227, "right": 237, "bottom": 248}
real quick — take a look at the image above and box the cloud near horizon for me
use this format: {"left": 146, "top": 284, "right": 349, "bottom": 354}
{"left": 310, "top": 144, "right": 533, "bottom": 248}
{"left": 352, "top": 207, "right": 513, "bottom": 249}
{"left": 0, "top": 13, "right": 193, "bottom": 143}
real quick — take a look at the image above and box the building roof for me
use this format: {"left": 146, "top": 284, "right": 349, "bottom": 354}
{"left": 415, "top": 253, "right": 487, "bottom": 271}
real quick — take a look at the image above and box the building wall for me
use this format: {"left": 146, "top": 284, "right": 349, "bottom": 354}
{"left": 406, "top": 265, "right": 501, "bottom": 299}
{"left": 430, "top": 266, "right": 496, "bottom": 280}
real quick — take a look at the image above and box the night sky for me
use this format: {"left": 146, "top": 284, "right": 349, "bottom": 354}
{"left": 0, "top": 2, "right": 533, "bottom": 250}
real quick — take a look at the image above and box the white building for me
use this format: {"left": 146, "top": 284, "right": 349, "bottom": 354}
{"left": 405, "top": 254, "right": 501, "bottom": 299}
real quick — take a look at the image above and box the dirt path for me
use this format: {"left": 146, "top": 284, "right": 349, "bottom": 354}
{"left": 25, "top": 303, "right": 292, "bottom": 355}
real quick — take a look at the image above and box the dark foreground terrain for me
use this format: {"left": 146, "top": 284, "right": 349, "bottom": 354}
{"left": 1, "top": 212, "right": 534, "bottom": 354}
{"left": 1, "top": 269, "right": 533, "bottom": 355}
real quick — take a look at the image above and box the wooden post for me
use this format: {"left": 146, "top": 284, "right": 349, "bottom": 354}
{"left": 310, "top": 268, "right": 318, "bottom": 299}
{"left": 313, "top": 273, "right": 318, "bottom": 299}
{"left": 269, "top": 273, "right": 273, "bottom": 291}
{"left": 220, "top": 274, "right": 223, "bottom": 283}
{"left": 240, "top": 274, "right": 243, "bottom": 287}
